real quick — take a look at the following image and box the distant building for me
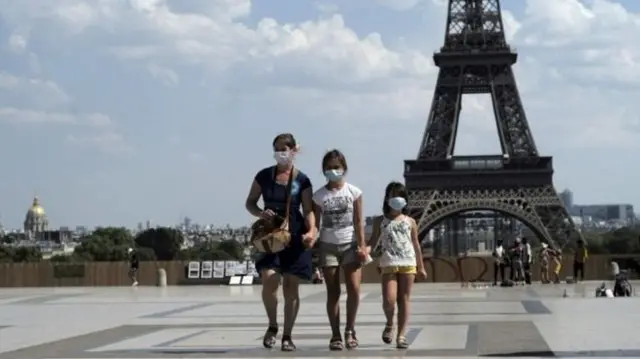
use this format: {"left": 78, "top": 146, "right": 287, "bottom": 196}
{"left": 23, "top": 196, "right": 48, "bottom": 241}
{"left": 559, "top": 189, "right": 574, "bottom": 211}
{"left": 572, "top": 204, "right": 635, "bottom": 222}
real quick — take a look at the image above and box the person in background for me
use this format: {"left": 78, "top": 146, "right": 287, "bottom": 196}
{"left": 551, "top": 249, "right": 563, "bottom": 284}
{"left": 539, "top": 243, "right": 550, "bottom": 284}
{"left": 509, "top": 238, "right": 524, "bottom": 285}
{"left": 127, "top": 247, "right": 139, "bottom": 286}
{"left": 522, "top": 237, "right": 532, "bottom": 285}
{"left": 492, "top": 240, "right": 506, "bottom": 286}
{"left": 573, "top": 239, "right": 588, "bottom": 282}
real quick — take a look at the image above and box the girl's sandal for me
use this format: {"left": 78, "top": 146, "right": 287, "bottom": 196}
{"left": 381, "top": 324, "right": 394, "bottom": 344}
{"left": 329, "top": 336, "right": 344, "bottom": 351}
{"left": 344, "top": 329, "right": 359, "bottom": 349}
{"left": 281, "top": 336, "right": 297, "bottom": 352}
{"left": 262, "top": 326, "right": 278, "bottom": 349}
{"left": 396, "top": 336, "right": 409, "bottom": 349}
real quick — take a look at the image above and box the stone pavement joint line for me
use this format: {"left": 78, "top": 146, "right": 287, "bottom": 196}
{"left": 0, "top": 282, "right": 639, "bottom": 358}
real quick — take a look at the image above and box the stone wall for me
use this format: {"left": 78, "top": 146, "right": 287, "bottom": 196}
{"left": 0, "top": 255, "right": 636, "bottom": 287}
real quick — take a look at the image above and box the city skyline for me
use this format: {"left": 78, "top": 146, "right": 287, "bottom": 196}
{"left": 1, "top": 0, "right": 639, "bottom": 228}
{"left": 0, "top": 189, "right": 634, "bottom": 231}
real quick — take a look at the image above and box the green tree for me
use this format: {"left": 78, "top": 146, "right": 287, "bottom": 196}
{"left": 0, "top": 245, "right": 15, "bottom": 262}
{"left": 135, "top": 247, "right": 157, "bottom": 261}
{"left": 10, "top": 246, "right": 42, "bottom": 262}
{"left": 603, "top": 227, "right": 640, "bottom": 254}
{"left": 49, "top": 254, "right": 75, "bottom": 262}
{"left": 135, "top": 227, "right": 184, "bottom": 260}
{"left": 1, "top": 234, "right": 18, "bottom": 245}
{"left": 74, "top": 227, "right": 134, "bottom": 261}
{"left": 178, "top": 240, "right": 244, "bottom": 261}
{"left": 582, "top": 231, "right": 608, "bottom": 254}
{"left": 216, "top": 239, "right": 244, "bottom": 260}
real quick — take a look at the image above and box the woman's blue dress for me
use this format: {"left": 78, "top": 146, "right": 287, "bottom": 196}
{"left": 254, "top": 166, "right": 313, "bottom": 280}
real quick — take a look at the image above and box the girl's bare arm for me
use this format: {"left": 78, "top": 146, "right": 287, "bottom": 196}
{"left": 353, "top": 195, "right": 366, "bottom": 248}
{"left": 367, "top": 215, "right": 383, "bottom": 250}
{"left": 410, "top": 217, "right": 425, "bottom": 270}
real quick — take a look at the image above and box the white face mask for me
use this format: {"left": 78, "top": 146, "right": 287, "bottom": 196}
{"left": 274, "top": 151, "right": 292, "bottom": 165}
{"left": 387, "top": 197, "right": 407, "bottom": 211}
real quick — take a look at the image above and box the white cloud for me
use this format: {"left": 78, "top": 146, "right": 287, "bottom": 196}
{"left": 0, "top": 72, "right": 130, "bottom": 154}
{"left": 0, "top": 107, "right": 114, "bottom": 127}
{"left": 0, "top": 72, "right": 70, "bottom": 104}
{"left": 7, "top": 30, "right": 28, "bottom": 53}
{"left": 0, "top": 107, "right": 75, "bottom": 124}
{"left": 147, "top": 63, "right": 179, "bottom": 85}
{"left": 187, "top": 152, "right": 205, "bottom": 163}
{"left": 0, "top": 0, "right": 639, "bottom": 152}
{"left": 66, "top": 132, "right": 135, "bottom": 155}
{"left": 376, "top": 0, "right": 423, "bottom": 11}
{"left": 0, "top": 1, "right": 432, "bottom": 85}
{"left": 0, "top": 0, "right": 638, "bottom": 227}
{"left": 314, "top": 2, "right": 339, "bottom": 14}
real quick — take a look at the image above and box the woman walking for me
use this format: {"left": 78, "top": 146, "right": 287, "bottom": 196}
{"left": 245, "top": 133, "right": 317, "bottom": 351}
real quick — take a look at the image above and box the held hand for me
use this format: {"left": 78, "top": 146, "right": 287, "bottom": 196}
{"left": 302, "top": 232, "right": 316, "bottom": 249}
{"left": 416, "top": 267, "right": 427, "bottom": 281}
{"left": 356, "top": 245, "right": 370, "bottom": 261}
{"left": 260, "top": 209, "right": 276, "bottom": 219}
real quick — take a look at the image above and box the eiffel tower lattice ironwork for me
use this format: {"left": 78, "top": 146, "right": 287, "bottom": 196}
{"left": 404, "top": 0, "right": 583, "bottom": 249}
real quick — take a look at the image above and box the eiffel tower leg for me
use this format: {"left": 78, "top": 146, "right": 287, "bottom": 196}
{"left": 491, "top": 65, "right": 538, "bottom": 157}
{"left": 529, "top": 186, "right": 583, "bottom": 250}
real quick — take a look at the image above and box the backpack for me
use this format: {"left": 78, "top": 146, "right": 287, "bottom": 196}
{"left": 613, "top": 272, "right": 632, "bottom": 297}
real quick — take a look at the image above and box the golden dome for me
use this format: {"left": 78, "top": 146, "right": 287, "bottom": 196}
{"left": 28, "top": 196, "right": 45, "bottom": 217}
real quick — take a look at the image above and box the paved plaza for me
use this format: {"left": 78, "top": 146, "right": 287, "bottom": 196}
{"left": 0, "top": 282, "right": 638, "bottom": 358}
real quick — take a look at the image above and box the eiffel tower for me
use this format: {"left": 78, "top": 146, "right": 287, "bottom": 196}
{"left": 404, "top": 0, "right": 583, "bottom": 250}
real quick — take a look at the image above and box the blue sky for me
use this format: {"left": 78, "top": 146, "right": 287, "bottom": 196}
{"left": 0, "top": 0, "right": 639, "bottom": 229}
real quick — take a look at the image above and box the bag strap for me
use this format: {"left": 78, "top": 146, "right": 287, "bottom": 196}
{"left": 282, "top": 167, "right": 297, "bottom": 224}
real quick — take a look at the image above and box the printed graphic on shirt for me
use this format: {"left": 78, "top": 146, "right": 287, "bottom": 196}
{"left": 291, "top": 180, "right": 300, "bottom": 196}
{"left": 381, "top": 219, "right": 414, "bottom": 259}
{"left": 321, "top": 196, "right": 354, "bottom": 229}
{"left": 313, "top": 184, "right": 362, "bottom": 232}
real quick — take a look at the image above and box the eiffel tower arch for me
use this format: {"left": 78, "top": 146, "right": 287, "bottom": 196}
{"left": 404, "top": 0, "right": 583, "bottom": 250}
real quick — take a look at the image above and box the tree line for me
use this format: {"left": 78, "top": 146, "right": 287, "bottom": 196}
{"left": 0, "top": 225, "right": 639, "bottom": 263}
{"left": 0, "top": 227, "right": 246, "bottom": 263}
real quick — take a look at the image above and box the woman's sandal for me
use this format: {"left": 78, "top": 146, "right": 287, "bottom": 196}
{"left": 344, "top": 329, "right": 359, "bottom": 349}
{"left": 381, "top": 324, "right": 394, "bottom": 344}
{"left": 281, "top": 335, "right": 296, "bottom": 352}
{"left": 396, "top": 336, "right": 409, "bottom": 349}
{"left": 329, "top": 336, "right": 344, "bottom": 351}
{"left": 262, "top": 326, "right": 278, "bottom": 349}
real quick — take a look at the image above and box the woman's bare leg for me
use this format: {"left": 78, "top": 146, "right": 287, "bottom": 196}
{"left": 261, "top": 269, "right": 280, "bottom": 348}
{"left": 282, "top": 274, "right": 301, "bottom": 337}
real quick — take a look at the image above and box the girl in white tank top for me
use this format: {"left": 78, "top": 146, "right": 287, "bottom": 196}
{"left": 367, "top": 182, "right": 426, "bottom": 349}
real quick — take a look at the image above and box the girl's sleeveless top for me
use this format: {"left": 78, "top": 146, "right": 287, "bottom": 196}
{"left": 378, "top": 216, "right": 416, "bottom": 268}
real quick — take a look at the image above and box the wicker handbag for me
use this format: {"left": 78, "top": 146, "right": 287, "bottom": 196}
{"left": 251, "top": 168, "right": 296, "bottom": 253}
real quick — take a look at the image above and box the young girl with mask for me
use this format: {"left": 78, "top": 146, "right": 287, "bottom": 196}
{"left": 367, "top": 182, "right": 426, "bottom": 349}
{"left": 312, "top": 149, "right": 368, "bottom": 350}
